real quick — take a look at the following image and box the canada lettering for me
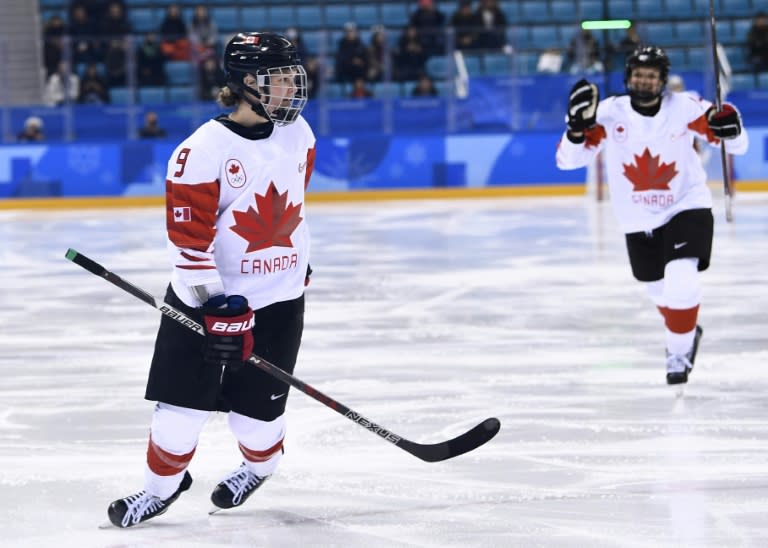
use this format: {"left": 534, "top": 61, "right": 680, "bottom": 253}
{"left": 240, "top": 253, "right": 299, "bottom": 274}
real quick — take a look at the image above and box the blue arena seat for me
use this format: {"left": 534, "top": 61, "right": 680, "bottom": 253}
{"left": 128, "top": 8, "right": 158, "bottom": 34}
{"left": 352, "top": 5, "right": 380, "bottom": 27}
{"left": 729, "top": 73, "right": 756, "bottom": 91}
{"left": 268, "top": 6, "right": 296, "bottom": 30}
{"left": 167, "top": 86, "right": 196, "bottom": 104}
{"left": 520, "top": 0, "right": 551, "bottom": 22}
{"left": 576, "top": 0, "right": 603, "bottom": 19}
{"left": 529, "top": 25, "right": 560, "bottom": 50}
{"left": 211, "top": 7, "right": 238, "bottom": 33}
{"left": 295, "top": 6, "right": 324, "bottom": 30}
{"left": 381, "top": 4, "right": 408, "bottom": 27}
{"left": 483, "top": 53, "right": 512, "bottom": 75}
{"left": 673, "top": 21, "right": 706, "bottom": 45}
{"left": 138, "top": 87, "right": 167, "bottom": 105}
{"left": 325, "top": 4, "right": 354, "bottom": 28}
{"left": 165, "top": 61, "right": 193, "bottom": 86}
{"left": 663, "top": 0, "right": 692, "bottom": 18}
{"left": 607, "top": 0, "right": 634, "bottom": 19}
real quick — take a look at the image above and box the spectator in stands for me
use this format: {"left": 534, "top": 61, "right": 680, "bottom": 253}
{"left": 412, "top": 73, "right": 438, "bottom": 96}
{"left": 451, "top": 0, "right": 479, "bottom": 51}
{"left": 747, "top": 11, "right": 768, "bottom": 74}
{"left": 104, "top": 38, "right": 128, "bottom": 87}
{"left": 604, "top": 24, "right": 642, "bottom": 72}
{"left": 304, "top": 56, "right": 323, "bottom": 99}
{"left": 189, "top": 5, "right": 218, "bottom": 63}
{"left": 44, "top": 61, "right": 80, "bottom": 106}
{"left": 160, "top": 3, "right": 191, "bottom": 61}
{"left": 566, "top": 29, "right": 604, "bottom": 75}
{"left": 285, "top": 28, "right": 310, "bottom": 62}
{"left": 198, "top": 57, "right": 224, "bottom": 101}
{"left": 17, "top": 117, "right": 45, "bottom": 143}
{"left": 350, "top": 77, "right": 374, "bottom": 99}
{"left": 617, "top": 25, "right": 642, "bottom": 59}
{"left": 69, "top": 3, "right": 99, "bottom": 65}
{"left": 137, "top": 32, "right": 167, "bottom": 87}
{"left": 394, "top": 25, "right": 428, "bottom": 82}
{"left": 334, "top": 22, "right": 369, "bottom": 83}
{"left": 78, "top": 62, "right": 110, "bottom": 104}
{"left": 42, "top": 15, "right": 66, "bottom": 78}
{"left": 409, "top": 0, "right": 446, "bottom": 56}
{"left": 474, "top": 0, "right": 508, "bottom": 51}
{"left": 138, "top": 111, "right": 167, "bottom": 138}
{"left": 99, "top": 0, "right": 132, "bottom": 59}
{"left": 367, "top": 26, "right": 390, "bottom": 82}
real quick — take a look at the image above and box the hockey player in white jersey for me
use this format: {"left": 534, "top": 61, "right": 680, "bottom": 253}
{"left": 106, "top": 32, "right": 317, "bottom": 527}
{"left": 556, "top": 46, "right": 748, "bottom": 385}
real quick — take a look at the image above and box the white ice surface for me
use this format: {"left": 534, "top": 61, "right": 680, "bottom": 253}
{"left": 1, "top": 194, "right": 767, "bottom": 547}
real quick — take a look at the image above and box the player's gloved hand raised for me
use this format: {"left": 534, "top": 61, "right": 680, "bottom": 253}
{"left": 706, "top": 103, "right": 742, "bottom": 139}
{"left": 201, "top": 295, "right": 254, "bottom": 371}
{"left": 566, "top": 79, "right": 599, "bottom": 133}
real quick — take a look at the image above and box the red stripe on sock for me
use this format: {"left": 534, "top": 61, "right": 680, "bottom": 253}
{"left": 658, "top": 305, "right": 699, "bottom": 334}
{"left": 146, "top": 435, "right": 196, "bottom": 476}
{"left": 239, "top": 438, "right": 284, "bottom": 463}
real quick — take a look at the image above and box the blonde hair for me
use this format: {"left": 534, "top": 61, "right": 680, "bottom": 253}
{"left": 216, "top": 85, "right": 238, "bottom": 108}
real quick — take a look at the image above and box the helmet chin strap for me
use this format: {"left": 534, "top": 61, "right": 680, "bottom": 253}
{"left": 237, "top": 80, "right": 272, "bottom": 122}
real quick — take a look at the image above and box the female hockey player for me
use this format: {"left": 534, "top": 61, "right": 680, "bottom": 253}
{"left": 556, "top": 46, "right": 748, "bottom": 385}
{"left": 107, "top": 31, "right": 316, "bottom": 527}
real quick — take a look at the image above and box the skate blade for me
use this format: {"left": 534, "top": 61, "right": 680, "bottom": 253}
{"left": 98, "top": 520, "right": 116, "bottom": 529}
{"left": 208, "top": 506, "right": 222, "bottom": 515}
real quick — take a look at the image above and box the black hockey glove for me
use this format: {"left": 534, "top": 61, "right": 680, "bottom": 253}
{"left": 201, "top": 295, "right": 254, "bottom": 371}
{"left": 566, "top": 79, "right": 599, "bottom": 133}
{"left": 706, "top": 103, "right": 742, "bottom": 139}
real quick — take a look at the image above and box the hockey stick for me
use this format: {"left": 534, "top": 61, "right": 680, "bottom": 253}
{"left": 64, "top": 248, "right": 501, "bottom": 463}
{"left": 708, "top": 0, "right": 733, "bottom": 222}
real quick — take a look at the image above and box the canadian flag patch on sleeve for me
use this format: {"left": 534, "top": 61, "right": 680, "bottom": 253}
{"left": 173, "top": 207, "right": 191, "bottom": 222}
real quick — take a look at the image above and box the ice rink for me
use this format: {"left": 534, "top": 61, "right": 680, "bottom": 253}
{"left": 1, "top": 193, "right": 767, "bottom": 547}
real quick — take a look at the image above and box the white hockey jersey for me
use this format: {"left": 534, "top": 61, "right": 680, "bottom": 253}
{"left": 556, "top": 92, "right": 749, "bottom": 233}
{"left": 164, "top": 116, "right": 316, "bottom": 310}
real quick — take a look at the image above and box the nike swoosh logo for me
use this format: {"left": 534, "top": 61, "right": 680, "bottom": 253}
{"left": 270, "top": 393, "right": 286, "bottom": 401}
{"left": 674, "top": 242, "right": 687, "bottom": 249}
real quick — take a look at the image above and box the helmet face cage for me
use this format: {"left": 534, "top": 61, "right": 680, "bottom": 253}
{"left": 624, "top": 46, "right": 670, "bottom": 101}
{"left": 250, "top": 65, "right": 308, "bottom": 126}
{"left": 223, "top": 32, "right": 308, "bottom": 125}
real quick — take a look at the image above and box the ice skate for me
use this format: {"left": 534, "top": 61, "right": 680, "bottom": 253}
{"left": 209, "top": 463, "right": 269, "bottom": 513}
{"left": 666, "top": 353, "right": 692, "bottom": 385}
{"left": 665, "top": 325, "right": 702, "bottom": 385}
{"left": 106, "top": 471, "right": 192, "bottom": 528}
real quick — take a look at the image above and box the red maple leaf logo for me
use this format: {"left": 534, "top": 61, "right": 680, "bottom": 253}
{"left": 230, "top": 182, "right": 303, "bottom": 252}
{"left": 623, "top": 148, "right": 678, "bottom": 191}
{"left": 229, "top": 163, "right": 240, "bottom": 175}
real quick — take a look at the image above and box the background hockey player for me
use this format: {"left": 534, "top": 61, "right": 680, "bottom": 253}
{"left": 107, "top": 31, "right": 316, "bottom": 527}
{"left": 556, "top": 46, "right": 748, "bottom": 385}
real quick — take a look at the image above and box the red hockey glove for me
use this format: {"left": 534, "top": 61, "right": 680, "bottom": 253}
{"left": 566, "top": 79, "right": 599, "bottom": 133}
{"left": 201, "top": 295, "right": 254, "bottom": 371}
{"left": 706, "top": 103, "right": 742, "bottom": 140}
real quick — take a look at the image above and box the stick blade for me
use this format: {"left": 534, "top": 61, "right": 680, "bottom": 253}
{"left": 400, "top": 418, "right": 501, "bottom": 463}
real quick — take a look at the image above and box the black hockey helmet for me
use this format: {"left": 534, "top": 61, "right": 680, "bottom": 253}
{"left": 624, "top": 46, "right": 670, "bottom": 101}
{"left": 223, "top": 32, "right": 307, "bottom": 125}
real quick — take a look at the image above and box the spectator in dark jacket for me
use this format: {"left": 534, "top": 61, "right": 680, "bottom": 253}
{"left": 747, "top": 11, "right": 768, "bottom": 73}
{"left": 335, "top": 22, "right": 369, "bottom": 83}
{"left": 409, "top": 0, "right": 445, "bottom": 56}
{"left": 137, "top": 32, "right": 167, "bottom": 86}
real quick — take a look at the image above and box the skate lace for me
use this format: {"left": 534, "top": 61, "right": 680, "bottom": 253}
{"left": 121, "top": 491, "right": 165, "bottom": 527}
{"left": 223, "top": 465, "right": 262, "bottom": 506}
{"left": 666, "top": 354, "right": 692, "bottom": 374}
